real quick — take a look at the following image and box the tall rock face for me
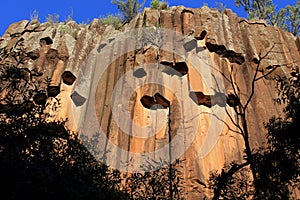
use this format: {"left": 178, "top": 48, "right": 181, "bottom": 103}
{"left": 1, "top": 6, "right": 299, "bottom": 198}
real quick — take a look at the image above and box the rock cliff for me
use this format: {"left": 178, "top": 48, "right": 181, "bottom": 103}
{"left": 1, "top": 6, "right": 299, "bottom": 198}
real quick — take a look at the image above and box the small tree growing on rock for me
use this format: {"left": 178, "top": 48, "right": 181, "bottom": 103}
{"left": 112, "top": 0, "right": 146, "bottom": 22}
{"left": 150, "top": 0, "right": 161, "bottom": 9}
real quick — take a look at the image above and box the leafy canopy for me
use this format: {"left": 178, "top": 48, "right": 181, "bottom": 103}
{"left": 235, "top": 0, "right": 300, "bottom": 36}
{"left": 150, "top": 0, "right": 161, "bottom": 9}
{"left": 112, "top": 0, "right": 146, "bottom": 22}
{"left": 99, "top": 14, "right": 122, "bottom": 29}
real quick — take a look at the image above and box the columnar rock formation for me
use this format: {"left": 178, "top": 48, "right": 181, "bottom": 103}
{"left": 1, "top": 6, "right": 299, "bottom": 198}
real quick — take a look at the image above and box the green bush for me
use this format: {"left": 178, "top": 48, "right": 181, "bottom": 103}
{"left": 150, "top": 0, "right": 168, "bottom": 10}
{"left": 112, "top": 0, "right": 145, "bottom": 22}
{"left": 99, "top": 14, "right": 122, "bottom": 29}
{"left": 150, "top": 0, "right": 160, "bottom": 9}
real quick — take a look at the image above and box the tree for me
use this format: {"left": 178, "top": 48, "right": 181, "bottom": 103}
{"left": 0, "top": 32, "right": 185, "bottom": 199}
{"left": 150, "top": 0, "right": 161, "bottom": 9}
{"left": 253, "top": 66, "right": 300, "bottom": 199}
{"left": 112, "top": 0, "right": 146, "bottom": 22}
{"left": 235, "top": 0, "right": 300, "bottom": 36}
{"left": 0, "top": 48, "right": 127, "bottom": 199}
{"left": 99, "top": 14, "right": 123, "bottom": 29}
{"left": 208, "top": 43, "right": 300, "bottom": 199}
{"left": 0, "top": 74, "right": 185, "bottom": 200}
{"left": 207, "top": 45, "right": 277, "bottom": 199}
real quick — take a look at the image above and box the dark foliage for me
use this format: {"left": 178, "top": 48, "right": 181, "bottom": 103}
{"left": 208, "top": 50, "right": 300, "bottom": 199}
{"left": 111, "top": 0, "right": 145, "bottom": 22}
{"left": 0, "top": 102, "right": 186, "bottom": 199}
{"left": 0, "top": 105, "right": 127, "bottom": 200}
{"left": 0, "top": 33, "right": 185, "bottom": 199}
{"left": 253, "top": 67, "right": 300, "bottom": 199}
{"left": 209, "top": 162, "right": 254, "bottom": 199}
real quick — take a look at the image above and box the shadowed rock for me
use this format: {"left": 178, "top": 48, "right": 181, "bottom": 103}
{"left": 226, "top": 93, "right": 240, "bottom": 107}
{"left": 47, "top": 86, "right": 60, "bottom": 97}
{"left": 190, "top": 91, "right": 213, "bottom": 107}
{"left": 154, "top": 93, "right": 170, "bottom": 108}
{"left": 211, "top": 92, "right": 227, "bottom": 107}
{"left": 97, "top": 43, "right": 107, "bottom": 53}
{"left": 40, "top": 37, "right": 53, "bottom": 45}
{"left": 62, "top": 71, "right": 76, "bottom": 85}
{"left": 33, "top": 92, "right": 47, "bottom": 105}
{"left": 45, "top": 49, "right": 59, "bottom": 61}
{"left": 195, "top": 30, "right": 207, "bottom": 40}
{"left": 173, "top": 62, "right": 188, "bottom": 76}
{"left": 161, "top": 61, "right": 188, "bottom": 77}
{"left": 27, "top": 50, "right": 39, "bottom": 60}
{"left": 182, "top": 8, "right": 194, "bottom": 14}
{"left": 160, "top": 61, "right": 178, "bottom": 76}
{"left": 140, "top": 95, "right": 157, "bottom": 110}
{"left": 108, "top": 38, "right": 115, "bottom": 43}
{"left": 190, "top": 91, "right": 238, "bottom": 107}
{"left": 184, "top": 39, "right": 197, "bottom": 52}
{"left": 205, "top": 42, "right": 245, "bottom": 64}
{"left": 71, "top": 91, "right": 86, "bottom": 107}
{"left": 133, "top": 68, "right": 147, "bottom": 78}
{"left": 140, "top": 93, "right": 170, "bottom": 110}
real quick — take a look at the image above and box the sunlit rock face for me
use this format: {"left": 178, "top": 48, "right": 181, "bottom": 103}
{"left": 1, "top": 6, "right": 299, "bottom": 198}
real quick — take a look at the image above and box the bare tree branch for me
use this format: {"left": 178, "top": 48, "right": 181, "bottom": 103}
{"left": 244, "top": 44, "right": 275, "bottom": 110}
{"left": 200, "top": 111, "right": 242, "bottom": 135}
{"left": 212, "top": 161, "right": 250, "bottom": 200}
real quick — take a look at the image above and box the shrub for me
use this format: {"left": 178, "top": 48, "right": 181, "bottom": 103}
{"left": 112, "top": 0, "right": 145, "bottom": 22}
{"left": 150, "top": 0, "right": 160, "bottom": 9}
{"left": 150, "top": 0, "right": 168, "bottom": 10}
{"left": 30, "top": 9, "right": 39, "bottom": 21}
{"left": 46, "top": 13, "right": 60, "bottom": 24}
{"left": 99, "top": 14, "right": 123, "bottom": 29}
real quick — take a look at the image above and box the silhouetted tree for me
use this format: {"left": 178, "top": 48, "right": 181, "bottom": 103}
{"left": 208, "top": 46, "right": 300, "bottom": 199}
{"left": 0, "top": 104, "right": 129, "bottom": 199}
{"left": 0, "top": 96, "right": 186, "bottom": 199}
{"left": 0, "top": 30, "right": 186, "bottom": 199}
{"left": 252, "top": 66, "right": 300, "bottom": 199}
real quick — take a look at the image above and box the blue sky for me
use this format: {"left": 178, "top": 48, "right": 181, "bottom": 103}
{"left": 0, "top": 0, "right": 297, "bottom": 36}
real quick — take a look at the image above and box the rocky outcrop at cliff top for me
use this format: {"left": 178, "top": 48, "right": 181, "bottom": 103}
{"left": 1, "top": 6, "right": 299, "bottom": 198}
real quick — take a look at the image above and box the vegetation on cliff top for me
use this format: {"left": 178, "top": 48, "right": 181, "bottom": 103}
{"left": 235, "top": 0, "right": 300, "bottom": 35}
{"left": 0, "top": 0, "right": 299, "bottom": 199}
